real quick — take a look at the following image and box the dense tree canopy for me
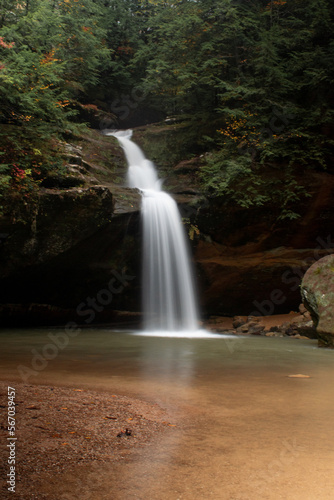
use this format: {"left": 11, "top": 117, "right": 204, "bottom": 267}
{"left": 1, "top": 0, "right": 334, "bottom": 219}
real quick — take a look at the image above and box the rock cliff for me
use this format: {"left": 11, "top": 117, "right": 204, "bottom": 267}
{"left": 134, "top": 124, "right": 334, "bottom": 318}
{"left": 1, "top": 124, "right": 334, "bottom": 326}
{"left": 0, "top": 131, "right": 142, "bottom": 326}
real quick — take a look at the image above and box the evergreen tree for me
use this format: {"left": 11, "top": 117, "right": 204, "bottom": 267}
{"left": 0, "top": 0, "right": 334, "bottom": 220}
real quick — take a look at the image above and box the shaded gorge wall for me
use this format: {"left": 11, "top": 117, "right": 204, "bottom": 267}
{"left": 1, "top": 124, "right": 334, "bottom": 326}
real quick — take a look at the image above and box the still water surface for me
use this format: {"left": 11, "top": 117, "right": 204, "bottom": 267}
{"left": 1, "top": 328, "right": 334, "bottom": 499}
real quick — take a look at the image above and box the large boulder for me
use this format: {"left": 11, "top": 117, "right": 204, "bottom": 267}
{"left": 301, "top": 254, "right": 334, "bottom": 347}
{"left": 0, "top": 130, "right": 143, "bottom": 326}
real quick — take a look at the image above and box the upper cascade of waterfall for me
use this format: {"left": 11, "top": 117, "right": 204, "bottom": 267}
{"left": 105, "top": 129, "right": 161, "bottom": 191}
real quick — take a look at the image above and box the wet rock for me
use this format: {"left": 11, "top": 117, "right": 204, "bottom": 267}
{"left": 237, "top": 324, "right": 251, "bottom": 334}
{"left": 61, "top": 143, "right": 84, "bottom": 166}
{"left": 268, "top": 326, "right": 279, "bottom": 332}
{"left": 269, "top": 313, "right": 316, "bottom": 339}
{"left": 232, "top": 316, "right": 248, "bottom": 328}
{"left": 265, "top": 331, "right": 279, "bottom": 337}
{"left": 299, "top": 303, "right": 307, "bottom": 315}
{"left": 248, "top": 324, "right": 265, "bottom": 335}
{"left": 290, "top": 321, "right": 316, "bottom": 339}
{"left": 112, "top": 186, "right": 141, "bottom": 214}
{"left": 232, "top": 315, "right": 267, "bottom": 336}
{"left": 290, "top": 334, "right": 310, "bottom": 340}
{"left": 301, "top": 254, "right": 334, "bottom": 348}
{"left": 63, "top": 143, "right": 83, "bottom": 156}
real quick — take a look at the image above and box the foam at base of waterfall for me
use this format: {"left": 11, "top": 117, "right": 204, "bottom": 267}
{"left": 131, "top": 330, "right": 234, "bottom": 339}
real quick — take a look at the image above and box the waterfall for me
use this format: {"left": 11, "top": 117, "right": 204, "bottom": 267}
{"left": 109, "top": 130, "right": 199, "bottom": 331}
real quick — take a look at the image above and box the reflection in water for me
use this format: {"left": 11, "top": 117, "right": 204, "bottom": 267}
{"left": 0, "top": 328, "right": 331, "bottom": 386}
{"left": 139, "top": 340, "right": 196, "bottom": 387}
{"left": 1, "top": 329, "right": 334, "bottom": 499}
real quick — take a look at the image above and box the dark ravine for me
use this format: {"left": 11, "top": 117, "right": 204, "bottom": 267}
{"left": 1, "top": 124, "right": 334, "bottom": 329}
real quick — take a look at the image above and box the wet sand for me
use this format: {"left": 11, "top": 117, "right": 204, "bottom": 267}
{"left": 0, "top": 382, "right": 172, "bottom": 500}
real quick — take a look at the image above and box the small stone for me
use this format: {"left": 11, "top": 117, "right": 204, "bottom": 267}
{"left": 232, "top": 316, "right": 247, "bottom": 328}
{"left": 247, "top": 315, "right": 260, "bottom": 323}
{"left": 269, "top": 326, "right": 279, "bottom": 332}
{"left": 299, "top": 303, "right": 307, "bottom": 315}
{"left": 248, "top": 325, "right": 265, "bottom": 335}
{"left": 303, "top": 311, "right": 312, "bottom": 321}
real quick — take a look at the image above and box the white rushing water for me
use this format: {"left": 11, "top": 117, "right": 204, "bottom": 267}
{"left": 108, "top": 130, "right": 199, "bottom": 331}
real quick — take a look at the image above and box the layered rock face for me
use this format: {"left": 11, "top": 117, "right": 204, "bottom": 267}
{"left": 193, "top": 186, "right": 334, "bottom": 316}
{"left": 1, "top": 125, "right": 334, "bottom": 326}
{"left": 135, "top": 124, "right": 334, "bottom": 318}
{"left": 0, "top": 133, "right": 142, "bottom": 326}
{"left": 301, "top": 254, "right": 334, "bottom": 348}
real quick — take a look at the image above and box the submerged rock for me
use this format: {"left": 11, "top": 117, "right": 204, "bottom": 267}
{"left": 301, "top": 254, "right": 334, "bottom": 348}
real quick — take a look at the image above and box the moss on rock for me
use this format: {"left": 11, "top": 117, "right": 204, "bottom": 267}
{"left": 301, "top": 254, "right": 334, "bottom": 348}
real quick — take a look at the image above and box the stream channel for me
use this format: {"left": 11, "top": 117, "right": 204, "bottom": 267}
{"left": 1, "top": 328, "right": 334, "bottom": 499}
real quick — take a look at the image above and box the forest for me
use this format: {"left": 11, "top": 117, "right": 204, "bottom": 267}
{"left": 2, "top": 4, "right": 334, "bottom": 496}
{"left": 0, "top": 0, "right": 334, "bottom": 221}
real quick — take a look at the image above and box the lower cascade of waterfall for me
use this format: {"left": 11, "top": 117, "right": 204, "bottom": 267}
{"left": 108, "top": 129, "right": 199, "bottom": 332}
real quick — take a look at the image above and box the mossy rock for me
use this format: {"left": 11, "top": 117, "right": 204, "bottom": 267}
{"left": 301, "top": 254, "right": 334, "bottom": 348}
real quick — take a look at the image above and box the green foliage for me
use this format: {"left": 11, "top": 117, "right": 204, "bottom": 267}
{"left": 132, "top": 0, "right": 334, "bottom": 217}
{"left": 200, "top": 141, "right": 314, "bottom": 219}
{"left": 0, "top": 124, "right": 65, "bottom": 222}
{"left": 0, "top": 0, "right": 334, "bottom": 221}
{"left": 0, "top": 0, "right": 112, "bottom": 220}
{"left": 200, "top": 148, "right": 269, "bottom": 207}
{"left": 0, "top": 152, "right": 10, "bottom": 214}
{"left": 0, "top": 0, "right": 110, "bottom": 125}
